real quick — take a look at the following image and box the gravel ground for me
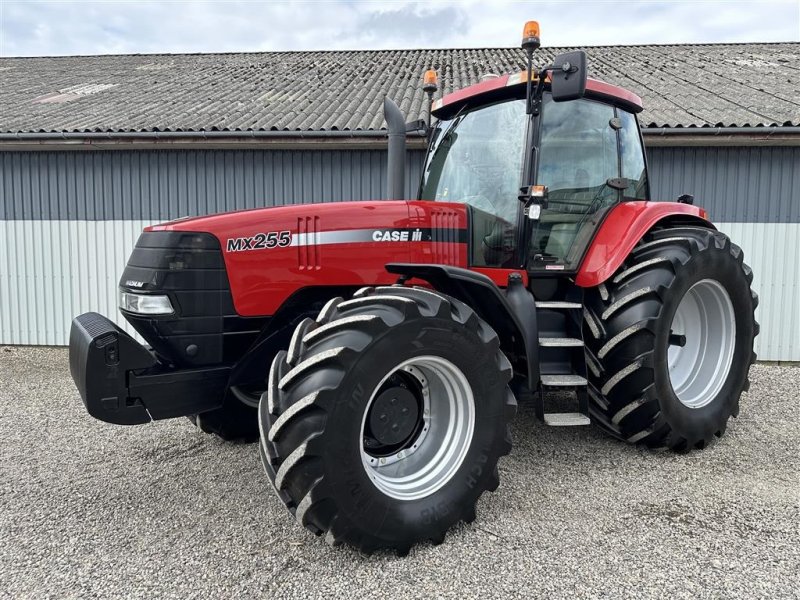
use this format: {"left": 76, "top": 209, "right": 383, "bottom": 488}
{"left": 1, "top": 346, "right": 798, "bottom": 599}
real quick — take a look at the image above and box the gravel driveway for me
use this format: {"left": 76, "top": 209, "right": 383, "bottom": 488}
{"left": 1, "top": 346, "right": 798, "bottom": 599}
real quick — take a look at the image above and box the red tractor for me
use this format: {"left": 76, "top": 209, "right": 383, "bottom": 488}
{"left": 69, "top": 23, "right": 758, "bottom": 555}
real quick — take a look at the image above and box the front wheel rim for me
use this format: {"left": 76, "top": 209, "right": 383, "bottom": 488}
{"left": 668, "top": 279, "right": 736, "bottom": 409}
{"left": 360, "top": 355, "right": 475, "bottom": 501}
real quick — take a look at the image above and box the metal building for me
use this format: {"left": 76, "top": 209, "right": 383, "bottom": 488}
{"left": 1, "top": 45, "right": 798, "bottom": 360}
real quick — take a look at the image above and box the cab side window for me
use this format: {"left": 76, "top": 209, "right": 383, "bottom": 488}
{"left": 532, "top": 97, "right": 619, "bottom": 267}
{"left": 537, "top": 97, "right": 618, "bottom": 211}
{"left": 618, "top": 110, "right": 649, "bottom": 200}
{"left": 532, "top": 97, "right": 651, "bottom": 270}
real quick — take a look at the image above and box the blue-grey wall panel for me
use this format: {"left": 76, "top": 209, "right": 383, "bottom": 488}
{"left": 0, "top": 149, "right": 427, "bottom": 221}
{"left": 647, "top": 146, "right": 800, "bottom": 223}
{"left": 1, "top": 147, "right": 797, "bottom": 222}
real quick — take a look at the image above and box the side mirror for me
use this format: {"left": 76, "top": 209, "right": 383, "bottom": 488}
{"left": 550, "top": 50, "right": 587, "bottom": 102}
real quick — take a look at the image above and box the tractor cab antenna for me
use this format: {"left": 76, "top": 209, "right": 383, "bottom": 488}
{"left": 521, "top": 20, "right": 541, "bottom": 115}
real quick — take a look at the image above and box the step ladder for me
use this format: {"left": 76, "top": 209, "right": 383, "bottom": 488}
{"left": 534, "top": 297, "right": 590, "bottom": 427}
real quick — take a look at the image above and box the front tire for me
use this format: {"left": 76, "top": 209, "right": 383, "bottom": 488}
{"left": 583, "top": 226, "right": 758, "bottom": 452}
{"left": 259, "top": 286, "right": 516, "bottom": 554}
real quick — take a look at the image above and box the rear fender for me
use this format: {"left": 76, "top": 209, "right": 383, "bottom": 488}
{"left": 576, "top": 201, "right": 714, "bottom": 287}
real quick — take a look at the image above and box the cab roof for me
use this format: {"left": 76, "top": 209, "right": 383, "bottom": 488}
{"left": 431, "top": 71, "right": 643, "bottom": 120}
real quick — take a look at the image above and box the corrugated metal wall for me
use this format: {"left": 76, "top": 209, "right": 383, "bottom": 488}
{"left": 0, "top": 146, "right": 797, "bottom": 360}
{"left": 0, "top": 149, "right": 424, "bottom": 220}
{"left": 0, "top": 149, "right": 425, "bottom": 345}
{"left": 712, "top": 222, "right": 799, "bottom": 363}
{"left": 647, "top": 146, "right": 800, "bottom": 361}
{"left": 0, "top": 220, "right": 151, "bottom": 344}
{"left": 647, "top": 146, "right": 799, "bottom": 222}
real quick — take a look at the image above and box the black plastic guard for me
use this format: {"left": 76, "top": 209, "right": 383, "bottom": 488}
{"left": 386, "top": 263, "right": 540, "bottom": 386}
{"left": 69, "top": 312, "right": 157, "bottom": 425}
{"left": 69, "top": 312, "right": 230, "bottom": 425}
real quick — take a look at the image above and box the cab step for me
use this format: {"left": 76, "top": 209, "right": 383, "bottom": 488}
{"left": 540, "top": 374, "right": 587, "bottom": 387}
{"left": 543, "top": 412, "right": 591, "bottom": 426}
{"left": 535, "top": 301, "right": 582, "bottom": 309}
{"left": 539, "top": 337, "right": 583, "bottom": 347}
{"left": 535, "top": 285, "right": 590, "bottom": 426}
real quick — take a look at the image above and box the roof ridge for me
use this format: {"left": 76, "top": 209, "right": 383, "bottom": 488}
{"left": 1, "top": 40, "right": 798, "bottom": 60}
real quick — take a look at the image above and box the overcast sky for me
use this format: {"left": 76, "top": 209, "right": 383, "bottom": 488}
{"left": 0, "top": 0, "right": 798, "bottom": 57}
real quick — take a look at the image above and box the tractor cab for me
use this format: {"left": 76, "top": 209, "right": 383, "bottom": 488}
{"left": 420, "top": 31, "right": 649, "bottom": 276}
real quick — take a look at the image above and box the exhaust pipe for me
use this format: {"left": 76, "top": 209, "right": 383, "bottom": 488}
{"left": 384, "top": 97, "right": 406, "bottom": 200}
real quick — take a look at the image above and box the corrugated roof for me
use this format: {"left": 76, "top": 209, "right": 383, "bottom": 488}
{"left": 0, "top": 43, "right": 797, "bottom": 135}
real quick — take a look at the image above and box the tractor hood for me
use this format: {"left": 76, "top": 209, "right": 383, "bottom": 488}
{"left": 145, "top": 201, "right": 469, "bottom": 317}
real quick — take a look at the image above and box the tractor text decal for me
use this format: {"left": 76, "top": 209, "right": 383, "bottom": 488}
{"left": 226, "top": 231, "right": 292, "bottom": 252}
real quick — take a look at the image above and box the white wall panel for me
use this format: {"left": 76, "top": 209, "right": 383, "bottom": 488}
{"left": 0, "top": 220, "right": 153, "bottom": 345}
{"left": 1, "top": 220, "right": 796, "bottom": 361}
{"left": 714, "top": 222, "right": 800, "bottom": 362}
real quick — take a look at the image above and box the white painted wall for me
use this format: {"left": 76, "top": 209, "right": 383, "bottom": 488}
{"left": 714, "top": 222, "right": 800, "bottom": 362}
{"left": 0, "top": 220, "right": 153, "bottom": 345}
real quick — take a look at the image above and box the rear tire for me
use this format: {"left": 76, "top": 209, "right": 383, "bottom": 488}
{"left": 583, "top": 226, "right": 758, "bottom": 452}
{"left": 259, "top": 286, "right": 516, "bottom": 554}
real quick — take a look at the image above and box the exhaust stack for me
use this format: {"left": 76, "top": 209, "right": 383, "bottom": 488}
{"left": 383, "top": 97, "right": 406, "bottom": 200}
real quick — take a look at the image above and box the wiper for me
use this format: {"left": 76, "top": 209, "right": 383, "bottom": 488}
{"left": 428, "top": 110, "right": 467, "bottom": 164}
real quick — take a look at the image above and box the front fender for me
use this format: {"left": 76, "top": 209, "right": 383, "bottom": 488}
{"left": 575, "top": 201, "right": 714, "bottom": 287}
{"left": 385, "top": 263, "right": 539, "bottom": 386}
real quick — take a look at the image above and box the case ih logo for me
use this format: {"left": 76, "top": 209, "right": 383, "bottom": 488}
{"left": 372, "top": 228, "right": 424, "bottom": 242}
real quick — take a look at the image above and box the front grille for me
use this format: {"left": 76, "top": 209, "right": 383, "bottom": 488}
{"left": 119, "top": 231, "right": 265, "bottom": 367}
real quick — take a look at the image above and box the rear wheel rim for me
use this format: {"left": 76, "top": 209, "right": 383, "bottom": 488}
{"left": 668, "top": 279, "right": 736, "bottom": 409}
{"left": 360, "top": 355, "right": 475, "bottom": 501}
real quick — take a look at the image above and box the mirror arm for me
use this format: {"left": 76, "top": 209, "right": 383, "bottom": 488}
{"left": 529, "top": 66, "right": 550, "bottom": 117}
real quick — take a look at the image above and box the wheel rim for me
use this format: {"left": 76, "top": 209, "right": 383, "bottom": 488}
{"left": 360, "top": 356, "right": 475, "bottom": 501}
{"left": 667, "top": 279, "right": 736, "bottom": 408}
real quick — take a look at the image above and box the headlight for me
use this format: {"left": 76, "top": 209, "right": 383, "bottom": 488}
{"left": 119, "top": 291, "right": 174, "bottom": 315}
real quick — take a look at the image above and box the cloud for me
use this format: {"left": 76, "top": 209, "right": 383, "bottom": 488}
{"left": 333, "top": 3, "right": 471, "bottom": 47}
{"left": 0, "top": 0, "right": 797, "bottom": 57}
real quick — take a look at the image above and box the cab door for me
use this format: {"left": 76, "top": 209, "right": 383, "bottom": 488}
{"left": 530, "top": 94, "right": 649, "bottom": 273}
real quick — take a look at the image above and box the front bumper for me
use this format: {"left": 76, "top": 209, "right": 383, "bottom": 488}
{"left": 69, "top": 312, "right": 230, "bottom": 425}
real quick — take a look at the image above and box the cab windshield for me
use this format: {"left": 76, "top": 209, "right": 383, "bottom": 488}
{"left": 419, "top": 99, "right": 527, "bottom": 267}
